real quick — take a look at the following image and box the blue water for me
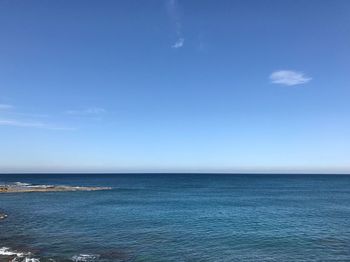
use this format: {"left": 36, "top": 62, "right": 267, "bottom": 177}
{"left": 1, "top": 174, "right": 350, "bottom": 261}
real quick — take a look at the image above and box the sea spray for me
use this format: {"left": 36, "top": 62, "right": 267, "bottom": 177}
{"left": 0, "top": 247, "right": 40, "bottom": 261}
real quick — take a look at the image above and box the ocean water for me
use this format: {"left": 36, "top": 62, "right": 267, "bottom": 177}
{"left": 1, "top": 174, "right": 350, "bottom": 262}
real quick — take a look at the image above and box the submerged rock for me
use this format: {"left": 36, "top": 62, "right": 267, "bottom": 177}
{"left": 0, "top": 213, "right": 7, "bottom": 220}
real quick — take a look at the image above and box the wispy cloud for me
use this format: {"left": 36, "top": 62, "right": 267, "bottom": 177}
{"left": 270, "top": 70, "right": 312, "bottom": 86}
{"left": 6, "top": 112, "right": 49, "bottom": 118}
{"left": 0, "top": 103, "right": 75, "bottom": 130}
{"left": 167, "top": 0, "right": 185, "bottom": 49}
{"left": 0, "top": 119, "right": 75, "bottom": 130}
{"left": 66, "top": 107, "right": 106, "bottom": 116}
{"left": 172, "top": 38, "right": 184, "bottom": 49}
{"left": 0, "top": 104, "right": 14, "bottom": 110}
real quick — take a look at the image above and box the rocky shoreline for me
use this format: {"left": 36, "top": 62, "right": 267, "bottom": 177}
{"left": 0, "top": 183, "right": 111, "bottom": 221}
{"left": 0, "top": 183, "right": 112, "bottom": 194}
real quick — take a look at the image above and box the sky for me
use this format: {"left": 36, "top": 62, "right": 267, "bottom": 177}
{"left": 0, "top": 0, "right": 350, "bottom": 173}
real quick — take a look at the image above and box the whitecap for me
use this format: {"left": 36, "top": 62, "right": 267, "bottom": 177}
{"left": 14, "top": 182, "right": 32, "bottom": 187}
{"left": 19, "top": 258, "right": 40, "bottom": 262}
{"left": 0, "top": 247, "right": 39, "bottom": 262}
{"left": 71, "top": 254, "right": 100, "bottom": 262}
{"left": 0, "top": 247, "right": 30, "bottom": 257}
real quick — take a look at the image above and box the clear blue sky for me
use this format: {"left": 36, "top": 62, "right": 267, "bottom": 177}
{"left": 0, "top": 0, "right": 349, "bottom": 173}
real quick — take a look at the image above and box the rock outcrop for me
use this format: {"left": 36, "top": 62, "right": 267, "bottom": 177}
{"left": 0, "top": 184, "right": 111, "bottom": 194}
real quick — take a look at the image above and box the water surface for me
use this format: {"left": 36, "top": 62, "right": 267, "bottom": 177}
{"left": 1, "top": 174, "right": 350, "bottom": 261}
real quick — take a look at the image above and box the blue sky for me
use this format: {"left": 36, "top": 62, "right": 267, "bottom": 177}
{"left": 0, "top": 0, "right": 349, "bottom": 173}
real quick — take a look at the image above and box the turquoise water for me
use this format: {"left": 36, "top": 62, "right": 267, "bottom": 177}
{"left": 1, "top": 174, "right": 350, "bottom": 261}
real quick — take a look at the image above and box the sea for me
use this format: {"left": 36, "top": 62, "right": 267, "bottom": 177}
{"left": 1, "top": 173, "right": 350, "bottom": 262}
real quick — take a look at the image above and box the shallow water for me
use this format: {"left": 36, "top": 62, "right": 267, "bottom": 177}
{"left": 1, "top": 174, "right": 350, "bottom": 261}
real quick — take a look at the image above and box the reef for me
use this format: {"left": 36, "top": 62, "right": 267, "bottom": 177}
{"left": 0, "top": 182, "right": 111, "bottom": 194}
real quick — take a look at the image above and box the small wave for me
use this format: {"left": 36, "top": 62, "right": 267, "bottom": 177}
{"left": 0, "top": 247, "right": 31, "bottom": 257}
{"left": 27, "top": 185, "right": 54, "bottom": 189}
{"left": 18, "top": 258, "right": 40, "bottom": 262}
{"left": 0, "top": 247, "right": 39, "bottom": 262}
{"left": 71, "top": 254, "right": 100, "bottom": 262}
{"left": 14, "top": 182, "right": 32, "bottom": 187}
{"left": 13, "top": 182, "right": 54, "bottom": 189}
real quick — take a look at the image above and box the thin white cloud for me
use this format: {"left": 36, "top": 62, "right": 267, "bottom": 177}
{"left": 172, "top": 38, "right": 184, "bottom": 48}
{"left": 270, "top": 70, "right": 312, "bottom": 86}
{"left": 66, "top": 107, "right": 106, "bottom": 116}
{"left": 5, "top": 112, "right": 49, "bottom": 118}
{"left": 0, "top": 119, "right": 75, "bottom": 130}
{"left": 0, "top": 103, "right": 75, "bottom": 130}
{"left": 0, "top": 104, "right": 14, "bottom": 110}
{"left": 0, "top": 119, "right": 44, "bottom": 128}
{"left": 167, "top": 0, "right": 185, "bottom": 48}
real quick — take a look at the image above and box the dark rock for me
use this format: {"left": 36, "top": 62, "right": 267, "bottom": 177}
{"left": 0, "top": 186, "right": 8, "bottom": 192}
{"left": 100, "top": 249, "right": 133, "bottom": 261}
{"left": 0, "top": 213, "right": 7, "bottom": 220}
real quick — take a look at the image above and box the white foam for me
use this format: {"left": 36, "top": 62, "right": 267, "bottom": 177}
{"left": 0, "top": 247, "right": 29, "bottom": 257}
{"left": 14, "top": 182, "right": 32, "bottom": 187}
{"left": 27, "top": 185, "right": 54, "bottom": 189}
{"left": 19, "top": 258, "right": 40, "bottom": 262}
{"left": 71, "top": 254, "right": 100, "bottom": 262}
{"left": 0, "top": 247, "right": 39, "bottom": 262}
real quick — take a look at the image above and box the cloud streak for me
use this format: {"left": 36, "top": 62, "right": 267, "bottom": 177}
{"left": 0, "top": 119, "right": 75, "bottom": 130}
{"left": 0, "top": 103, "right": 75, "bottom": 130}
{"left": 0, "top": 104, "right": 14, "bottom": 110}
{"left": 167, "top": 0, "right": 184, "bottom": 48}
{"left": 66, "top": 107, "right": 106, "bottom": 116}
{"left": 270, "top": 70, "right": 312, "bottom": 86}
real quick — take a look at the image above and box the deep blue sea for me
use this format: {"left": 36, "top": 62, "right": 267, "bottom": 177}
{"left": 1, "top": 174, "right": 350, "bottom": 261}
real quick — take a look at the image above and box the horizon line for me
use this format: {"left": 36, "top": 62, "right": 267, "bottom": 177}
{"left": 1, "top": 171, "right": 350, "bottom": 175}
